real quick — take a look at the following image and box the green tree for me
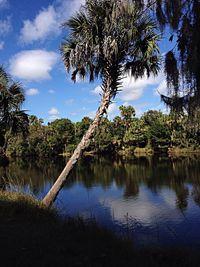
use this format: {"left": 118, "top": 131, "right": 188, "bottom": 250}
{"left": 142, "top": 110, "right": 170, "bottom": 150}
{"left": 123, "top": 117, "right": 148, "bottom": 148}
{"left": 43, "top": 0, "right": 160, "bottom": 206}
{"left": 112, "top": 116, "right": 125, "bottom": 150}
{"left": 27, "top": 115, "right": 46, "bottom": 156}
{"left": 94, "top": 118, "right": 114, "bottom": 153}
{"left": 75, "top": 117, "right": 92, "bottom": 144}
{"left": 0, "top": 66, "right": 28, "bottom": 161}
{"left": 119, "top": 105, "right": 135, "bottom": 130}
{"left": 48, "top": 119, "right": 75, "bottom": 154}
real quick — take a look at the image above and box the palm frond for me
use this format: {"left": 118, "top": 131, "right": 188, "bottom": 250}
{"left": 0, "top": 66, "right": 28, "bottom": 137}
{"left": 61, "top": 0, "right": 160, "bottom": 95}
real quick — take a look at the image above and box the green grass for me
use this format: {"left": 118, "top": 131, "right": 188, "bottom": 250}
{"left": 0, "top": 191, "right": 200, "bottom": 267}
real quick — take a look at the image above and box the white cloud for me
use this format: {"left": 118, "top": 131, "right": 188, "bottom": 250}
{"left": 154, "top": 80, "right": 168, "bottom": 96}
{"left": 107, "top": 103, "right": 119, "bottom": 119}
{"left": 9, "top": 50, "right": 59, "bottom": 81}
{"left": 0, "top": 41, "right": 4, "bottom": 50}
{"left": 48, "top": 89, "right": 55, "bottom": 94}
{"left": 0, "top": 17, "right": 11, "bottom": 51}
{"left": 91, "top": 85, "right": 102, "bottom": 95}
{"left": 55, "top": 0, "right": 86, "bottom": 28}
{"left": 20, "top": 6, "right": 58, "bottom": 44}
{"left": 87, "top": 110, "right": 96, "bottom": 119}
{"left": 122, "top": 102, "right": 130, "bottom": 107}
{"left": 91, "top": 74, "right": 163, "bottom": 102}
{"left": 107, "top": 103, "right": 118, "bottom": 115}
{"left": 118, "top": 74, "right": 162, "bottom": 102}
{"left": 0, "top": 17, "right": 11, "bottom": 36}
{"left": 100, "top": 188, "right": 183, "bottom": 226}
{"left": 87, "top": 103, "right": 119, "bottom": 120}
{"left": 152, "top": 103, "right": 169, "bottom": 115}
{"left": 0, "top": 0, "right": 8, "bottom": 9}
{"left": 57, "top": 0, "right": 85, "bottom": 19}
{"left": 48, "top": 115, "right": 60, "bottom": 121}
{"left": 20, "top": 0, "right": 85, "bottom": 44}
{"left": 48, "top": 107, "right": 59, "bottom": 115}
{"left": 26, "top": 88, "right": 39, "bottom": 96}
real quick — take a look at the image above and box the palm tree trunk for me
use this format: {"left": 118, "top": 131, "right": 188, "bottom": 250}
{"left": 42, "top": 84, "right": 112, "bottom": 207}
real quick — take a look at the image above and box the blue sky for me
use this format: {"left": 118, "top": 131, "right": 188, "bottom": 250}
{"left": 0, "top": 0, "right": 173, "bottom": 123}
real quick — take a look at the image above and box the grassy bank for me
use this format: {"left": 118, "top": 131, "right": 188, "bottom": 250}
{"left": 168, "top": 147, "right": 200, "bottom": 156}
{"left": 0, "top": 191, "right": 200, "bottom": 267}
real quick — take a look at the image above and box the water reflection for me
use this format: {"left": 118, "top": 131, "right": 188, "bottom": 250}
{"left": 1, "top": 155, "right": 200, "bottom": 246}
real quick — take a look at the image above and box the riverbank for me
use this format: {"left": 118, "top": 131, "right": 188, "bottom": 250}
{"left": 0, "top": 191, "right": 200, "bottom": 267}
{"left": 61, "top": 146, "right": 200, "bottom": 159}
{"left": 168, "top": 147, "right": 200, "bottom": 156}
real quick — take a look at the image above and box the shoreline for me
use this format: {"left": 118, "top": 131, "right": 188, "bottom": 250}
{"left": 0, "top": 191, "right": 200, "bottom": 267}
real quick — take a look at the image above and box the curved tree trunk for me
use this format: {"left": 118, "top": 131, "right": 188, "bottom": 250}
{"left": 42, "top": 84, "right": 112, "bottom": 207}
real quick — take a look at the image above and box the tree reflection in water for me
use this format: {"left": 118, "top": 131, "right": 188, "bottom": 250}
{"left": 1, "top": 155, "right": 200, "bottom": 211}
{"left": 2, "top": 154, "right": 200, "bottom": 247}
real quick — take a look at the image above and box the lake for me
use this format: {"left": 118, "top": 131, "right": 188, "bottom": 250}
{"left": 1, "top": 155, "right": 200, "bottom": 248}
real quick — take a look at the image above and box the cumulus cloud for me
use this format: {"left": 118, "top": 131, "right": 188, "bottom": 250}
{"left": 0, "top": 17, "right": 11, "bottom": 35}
{"left": 48, "top": 107, "right": 60, "bottom": 121}
{"left": 20, "top": 0, "right": 85, "bottom": 44}
{"left": 100, "top": 189, "right": 182, "bottom": 226}
{"left": 91, "top": 74, "right": 163, "bottom": 102}
{"left": 118, "top": 74, "right": 162, "bottom": 101}
{"left": 0, "top": 41, "right": 4, "bottom": 50}
{"left": 56, "top": 0, "right": 85, "bottom": 21}
{"left": 48, "top": 107, "right": 59, "bottom": 115}
{"left": 20, "top": 6, "right": 58, "bottom": 43}
{"left": 107, "top": 103, "right": 118, "bottom": 116}
{"left": 26, "top": 88, "right": 39, "bottom": 96}
{"left": 9, "top": 50, "right": 59, "bottom": 81}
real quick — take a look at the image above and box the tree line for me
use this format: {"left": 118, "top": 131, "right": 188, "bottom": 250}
{"left": 5, "top": 105, "right": 200, "bottom": 158}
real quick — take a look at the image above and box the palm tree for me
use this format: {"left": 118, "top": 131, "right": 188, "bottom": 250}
{"left": 42, "top": 0, "right": 160, "bottom": 207}
{"left": 0, "top": 66, "right": 29, "bottom": 162}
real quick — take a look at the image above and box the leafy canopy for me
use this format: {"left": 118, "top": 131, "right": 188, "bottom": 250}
{"left": 61, "top": 0, "right": 160, "bottom": 98}
{"left": 0, "top": 66, "right": 28, "bottom": 142}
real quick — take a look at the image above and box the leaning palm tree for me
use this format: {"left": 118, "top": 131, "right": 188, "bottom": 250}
{"left": 42, "top": 0, "right": 160, "bottom": 207}
{"left": 0, "top": 66, "right": 29, "bottom": 161}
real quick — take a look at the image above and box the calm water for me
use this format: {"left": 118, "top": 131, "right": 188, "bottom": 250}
{"left": 1, "top": 155, "right": 200, "bottom": 248}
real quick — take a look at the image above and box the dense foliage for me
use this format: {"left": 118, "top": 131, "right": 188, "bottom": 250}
{"left": 61, "top": 0, "right": 160, "bottom": 96}
{"left": 6, "top": 105, "right": 200, "bottom": 158}
{"left": 0, "top": 67, "right": 28, "bottom": 159}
